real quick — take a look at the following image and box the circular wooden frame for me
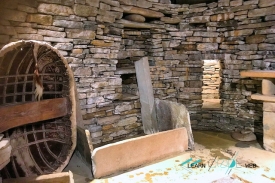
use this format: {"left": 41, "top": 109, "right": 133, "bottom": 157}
{"left": 0, "top": 40, "right": 76, "bottom": 178}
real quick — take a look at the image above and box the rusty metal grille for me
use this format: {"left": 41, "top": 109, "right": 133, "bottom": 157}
{"left": 0, "top": 41, "right": 73, "bottom": 178}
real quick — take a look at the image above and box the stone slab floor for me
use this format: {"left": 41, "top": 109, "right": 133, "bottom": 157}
{"left": 64, "top": 131, "right": 275, "bottom": 183}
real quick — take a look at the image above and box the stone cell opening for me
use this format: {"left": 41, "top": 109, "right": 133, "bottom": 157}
{"left": 202, "top": 60, "right": 222, "bottom": 109}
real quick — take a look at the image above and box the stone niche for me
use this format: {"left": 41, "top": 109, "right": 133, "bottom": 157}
{"left": 202, "top": 59, "right": 222, "bottom": 109}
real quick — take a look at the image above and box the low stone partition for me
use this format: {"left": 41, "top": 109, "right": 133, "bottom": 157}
{"left": 92, "top": 127, "right": 188, "bottom": 178}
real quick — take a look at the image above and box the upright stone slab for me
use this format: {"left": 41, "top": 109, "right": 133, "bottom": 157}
{"left": 155, "top": 99, "right": 195, "bottom": 150}
{"left": 135, "top": 57, "right": 158, "bottom": 134}
{"left": 262, "top": 79, "right": 275, "bottom": 95}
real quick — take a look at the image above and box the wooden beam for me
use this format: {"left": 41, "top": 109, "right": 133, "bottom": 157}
{"left": 0, "top": 98, "right": 69, "bottom": 133}
{"left": 240, "top": 70, "right": 275, "bottom": 78}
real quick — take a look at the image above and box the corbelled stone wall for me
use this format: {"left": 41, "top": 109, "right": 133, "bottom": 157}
{"left": 1, "top": 0, "right": 274, "bottom": 146}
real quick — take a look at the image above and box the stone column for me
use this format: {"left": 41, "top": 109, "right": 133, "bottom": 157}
{"left": 135, "top": 57, "right": 159, "bottom": 134}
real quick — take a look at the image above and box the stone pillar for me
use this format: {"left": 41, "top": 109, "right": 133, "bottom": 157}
{"left": 263, "top": 102, "right": 275, "bottom": 153}
{"left": 135, "top": 57, "right": 159, "bottom": 134}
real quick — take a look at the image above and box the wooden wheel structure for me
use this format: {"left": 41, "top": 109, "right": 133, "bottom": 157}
{"left": 0, "top": 40, "right": 76, "bottom": 178}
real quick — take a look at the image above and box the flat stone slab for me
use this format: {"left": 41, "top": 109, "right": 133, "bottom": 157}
{"left": 116, "top": 19, "right": 161, "bottom": 29}
{"left": 251, "top": 94, "right": 275, "bottom": 102}
{"left": 92, "top": 128, "right": 188, "bottom": 178}
{"left": 231, "top": 131, "right": 256, "bottom": 142}
{"left": 114, "top": 68, "right": 136, "bottom": 75}
{"left": 240, "top": 70, "right": 275, "bottom": 78}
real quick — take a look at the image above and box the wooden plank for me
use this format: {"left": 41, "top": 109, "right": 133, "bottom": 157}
{"left": 240, "top": 70, "right": 275, "bottom": 78}
{"left": 251, "top": 93, "right": 275, "bottom": 102}
{"left": 0, "top": 98, "right": 69, "bottom": 133}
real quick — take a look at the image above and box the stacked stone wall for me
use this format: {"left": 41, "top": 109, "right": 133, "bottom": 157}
{"left": 1, "top": 0, "right": 274, "bottom": 145}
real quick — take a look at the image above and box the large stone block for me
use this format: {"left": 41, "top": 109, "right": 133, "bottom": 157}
{"left": 74, "top": 4, "right": 98, "bottom": 17}
{"left": 210, "top": 12, "right": 234, "bottom": 22}
{"left": 68, "top": 30, "right": 96, "bottom": 39}
{"left": 118, "top": 0, "right": 137, "bottom": 5}
{"left": 37, "top": 29, "right": 65, "bottom": 38}
{"left": 124, "top": 14, "right": 145, "bottom": 22}
{"left": 246, "top": 35, "right": 266, "bottom": 44}
{"left": 97, "top": 115, "right": 120, "bottom": 125}
{"left": 189, "top": 16, "right": 210, "bottom": 23}
{"left": 1, "top": 9, "right": 27, "bottom": 22}
{"left": 92, "top": 128, "right": 188, "bottom": 178}
{"left": 155, "top": 99, "right": 194, "bottom": 150}
{"left": 193, "top": 31, "right": 219, "bottom": 37}
{"left": 26, "top": 14, "right": 53, "bottom": 25}
{"left": 101, "top": 0, "right": 120, "bottom": 7}
{"left": 225, "top": 29, "right": 253, "bottom": 37}
{"left": 197, "top": 43, "right": 218, "bottom": 51}
{"left": 53, "top": 20, "right": 83, "bottom": 28}
{"left": 38, "top": 3, "right": 73, "bottom": 16}
{"left": 259, "top": 0, "right": 275, "bottom": 7}
{"left": 0, "top": 26, "right": 16, "bottom": 35}
{"left": 161, "top": 17, "right": 181, "bottom": 24}
{"left": 86, "top": 0, "right": 100, "bottom": 7}
{"left": 136, "top": 0, "right": 152, "bottom": 8}
{"left": 121, "top": 5, "right": 164, "bottom": 18}
{"left": 259, "top": 43, "right": 275, "bottom": 50}
{"left": 248, "top": 6, "right": 275, "bottom": 17}
{"left": 117, "top": 117, "right": 137, "bottom": 126}
{"left": 262, "top": 79, "right": 275, "bottom": 95}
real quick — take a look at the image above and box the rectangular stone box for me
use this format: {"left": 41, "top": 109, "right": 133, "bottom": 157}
{"left": 92, "top": 127, "right": 188, "bottom": 178}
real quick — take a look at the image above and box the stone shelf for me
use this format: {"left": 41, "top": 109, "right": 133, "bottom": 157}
{"left": 120, "top": 93, "right": 139, "bottom": 101}
{"left": 251, "top": 94, "right": 275, "bottom": 102}
{"left": 240, "top": 70, "right": 275, "bottom": 78}
{"left": 115, "top": 68, "right": 136, "bottom": 75}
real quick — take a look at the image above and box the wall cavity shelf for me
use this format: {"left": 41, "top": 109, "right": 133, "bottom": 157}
{"left": 240, "top": 70, "right": 275, "bottom": 78}
{"left": 115, "top": 68, "right": 136, "bottom": 75}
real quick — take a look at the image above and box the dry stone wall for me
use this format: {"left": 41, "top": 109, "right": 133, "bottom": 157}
{"left": 1, "top": 0, "right": 274, "bottom": 146}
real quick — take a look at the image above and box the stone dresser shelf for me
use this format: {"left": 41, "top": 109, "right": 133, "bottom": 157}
{"left": 115, "top": 68, "right": 136, "bottom": 75}
{"left": 251, "top": 94, "right": 275, "bottom": 102}
{"left": 241, "top": 70, "right": 275, "bottom": 153}
{"left": 240, "top": 70, "right": 275, "bottom": 78}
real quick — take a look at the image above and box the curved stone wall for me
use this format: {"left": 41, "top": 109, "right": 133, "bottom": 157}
{"left": 1, "top": 0, "right": 274, "bottom": 146}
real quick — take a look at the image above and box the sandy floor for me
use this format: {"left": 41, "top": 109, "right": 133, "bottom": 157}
{"left": 64, "top": 131, "right": 275, "bottom": 183}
